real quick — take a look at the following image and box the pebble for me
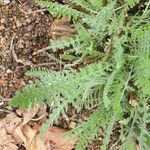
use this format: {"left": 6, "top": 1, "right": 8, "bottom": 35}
{"left": 0, "top": 25, "right": 5, "bottom": 31}
{"left": 6, "top": 69, "right": 12, "bottom": 73}
{"left": 16, "top": 20, "right": 22, "bottom": 28}
{"left": 69, "top": 121, "right": 76, "bottom": 129}
{"left": 25, "top": 40, "right": 30, "bottom": 48}
{"left": 1, "top": 18, "right": 6, "bottom": 24}
{"left": 26, "top": 24, "right": 35, "bottom": 32}
{"left": 3, "top": 0, "right": 11, "bottom": 4}
{"left": 41, "top": 12, "right": 45, "bottom": 15}
{"left": 29, "top": 80, "right": 33, "bottom": 84}
{"left": 21, "top": 80, "right": 26, "bottom": 86}
{"left": 25, "top": 18, "right": 32, "bottom": 24}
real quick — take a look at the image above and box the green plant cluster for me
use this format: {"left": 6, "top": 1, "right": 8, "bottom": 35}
{"left": 11, "top": 0, "right": 150, "bottom": 149}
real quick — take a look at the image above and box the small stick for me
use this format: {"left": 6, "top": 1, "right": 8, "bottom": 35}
{"left": 10, "top": 36, "right": 32, "bottom": 66}
{"left": 26, "top": 9, "right": 48, "bottom": 14}
{"left": 32, "top": 46, "right": 52, "bottom": 56}
{"left": 0, "top": 95, "right": 10, "bottom": 102}
{"left": 33, "top": 62, "right": 56, "bottom": 67}
{"left": 64, "top": 55, "right": 85, "bottom": 68}
{"left": 11, "top": 36, "right": 57, "bottom": 68}
{"left": 31, "top": 114, "right": 45, "bottom": 121}
{"left": 46, "top": 52, "right": 66, "bottom": 66}
{"left": 0, "top": 108, "right": 11, "bottom": 113}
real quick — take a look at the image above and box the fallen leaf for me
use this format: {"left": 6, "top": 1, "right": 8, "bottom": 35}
{"left": 0, "top": 105, "right": 77, "bottom": 150}
{"left": 136, "top": 144, "right": 140, "bottom": 150}
{"left": 43, "top": 126, "right": 77, "bottom": 150}
{"left": 34, "top": 105, "right": 48, "bottom": 124}
{"left": 16, "top": 103, "right": 39, "bottom": 125}
{"left": 26, "top": 131, "right": 47, "bottom": 150}
{"left": 14, "top": 104, "right": 40, "bottom": 144}
{"left": 0, "top": 122, "right": 18, "bottom": 150}
{"left": 2, "top": 112, "right": 22, "bottom": 134}
{"left": 0, "top": 79, "right": 5, "bottom": 87}
{"left": 0, "top": 25, "right": 5, "bottom": 31}
{"left": 18, "top": 43, "right": 24, "bottom": 49}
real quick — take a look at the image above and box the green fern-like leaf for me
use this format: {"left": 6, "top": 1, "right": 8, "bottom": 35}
{"left": 40, "top": 99, "right": 70, "bottom": 136}
{"left": 72, "top": 0, "right": 97, "bottom": 14}
{"left": 88, "top": 0, "right": 104, "bottom": 10}
{"left": 37, "top": 0, "right": 87, "bottom": 20}
{"left": 83, "top": 1, "right": 115, "bottom": 34}
{"left": 11, "top": 62, "right": 108, "bottom": 108}
{"left": 50, "top": 24, "right": 92, "bottom": 54}
{"left": 134, "top": 30, "right": 150, "bottom": 96}
{"left": 136, "top": 97, "right": 150, "bottom": 150}
{"left": 68, "top": 107, "right": 112, "bottom": 150}
{"left": 101, "top": 112, "right": 117, "bottom": 150}
{"left": 121, "top": 136, "right": 136, "bottom": 150}
{"left": 125, "top": 0, "right": 140, "bottom": 9}
{"left": 50, "top": 36, "right": 80, "bottom": 52}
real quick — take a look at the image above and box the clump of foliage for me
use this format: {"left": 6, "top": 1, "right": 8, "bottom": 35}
{"left": 11, "top": 0, "right": 150, "bottom": 149}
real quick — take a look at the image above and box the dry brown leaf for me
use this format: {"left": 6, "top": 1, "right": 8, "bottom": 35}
{"left": 26, "top": 132, "right": 47, "bottom": 150}
{"left": 0, "top": 122, "right": 18, "bottom": 150}
{"left": 0, "top": 112, "right": 22, "bottom": 144}
{"left": 16, "top": 103, "right": 39, "bottom": 125}
{"left": 14, "top": 123, "right": 46, "bottom": 150}
{"left": 136, "top": 144, "right": 140, "bottom": 150}
{"left": 0, "top": 105, "right": 76, "bottom": 150}
{"left": 43, "top": 126, "right": 77, "bottom": 150}
{"left": 15, "top": 125, "right": 77, "bottom": 150}
{"left": 0, "top": 25, "right": 5, "bottom": 31}
{"left": 2, "top": 112, "right": 22, "bottom": 134}
{"left": 0, "top": 79, "right": 5, "bottom": 87}
{"left": 14, "top": 104, "right": 40, "bottom": 145}
{"left": 18, "top": 125, "right": 77, "bottom": 150}
{"left": 20, "top": 124, "right": 38, "bottom": 149}
{"left": 35, "top": 105, "right": 48, "bottom": 124}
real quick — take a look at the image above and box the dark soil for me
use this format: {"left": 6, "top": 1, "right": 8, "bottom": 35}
{"left": 0, "top": 0, "right": 58, "bottom": 101}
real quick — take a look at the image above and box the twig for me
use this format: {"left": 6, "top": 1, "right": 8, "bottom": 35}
{"left": 10, "top": 36, "right": 32, "bottom": 66}
{"left": 31, "top": 114, "right": 45, "bottom": 121}
{"left": 64, "top": 55, "right": 85, "bottom": 69}
{"left": 32, "top": 46, "right": 52, "bottom": 56}
{"left": 33, "top": 62, "right": 56, "bottom": 67}
{"left": 110, "top": 139, "right": 121, "bottom": 150}
{"left": 11, "top": 36, "right": 57, "bottom": 68}
{"left": 46, "top": 52, "right": 66, "bottom": 66}
{"left": 120, "top": 66, "right": 133, "bottom": 100}
{"left": 26, "top": 9, "right": 48, "bottom": 14}
{"left": 0, "top": 108, "right": 11, "bottom": 113}
{"left": 15, "top": 0, "right": 23, "bottom": 4}
{"left": 0, "top": 95, "right": 10, "bottom": 102}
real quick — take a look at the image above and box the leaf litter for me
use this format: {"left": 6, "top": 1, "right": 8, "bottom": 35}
{"left": 0, "top": 104, "right": 77, "bottom": 150}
